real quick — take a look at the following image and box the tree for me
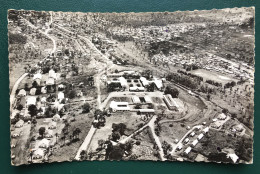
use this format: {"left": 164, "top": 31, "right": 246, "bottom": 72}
{"left": 207, "top": 94, "right": 211, "bottom": 101}
{"left": 108, "top": 145, "right": 124, "bottom": 160}
{"left": 94, "top": 109, "right": 103, "bottom": 119}
{"left": 111, "top": 131, "right": 121, "bottom": 142}
{"left": 29, "top": 150, "right": 34, "bottom": 163}
{"left": 32, "top": 81, "right": 38, "bottom": 88}
{"left": 222, "top": 108, "right": 228, "bottom": 114}
{"left": 28, "top": 105, "right": 37, "bottom": 116}
{"left": 61, "top": 136, "right": 65, "bottom": 146}
{"left": 134, "top": 104, "right": 142, "bottom": 109}
{"left": 68, "top": 89, "right": 77, "bottom": 99}
{"left": 9, "top": 33, "right": 27, "bottom": 44}
{"left": 64, "top": 49, "right": 70, "bottom": 56}
{"left": 39, "top": 127, "right": 46, "bottom": 138}
{"left": 73, "top": 128, "right": 82, "bottom": 140}
{"left": 32, "top": 118, "right": 37, "bottom": 124}
{"left": 80, "top": 150, "right": 86, "bottom": 160}
{"left": 24, "top": 83, "right": 29, "bottom": 91}
{"left": 55, "top": 133, "right": 59, "bottom": 144}
{"left": 112, "top": 123, "right": 127, "bottom": 135}
{"left": 164, "top": 85, "right": 179, "bottom": 98}
{"left": 82, "top": 102, "right": 91, "bottom": 113}
{"left": 16, "top": 104, "right": 23, "bottom": 111}
{"left": 147, "top": 82, "right": 156, "bottom": 92}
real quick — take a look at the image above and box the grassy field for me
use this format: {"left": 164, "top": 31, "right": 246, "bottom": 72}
{"left": 48, "top": 113, "right": 93, "bottom": 162}
{"left": 190, "top": 69, "right": 236, "bottom": 84}
{"left": 125, "top": 127, "right": 159, "bottom": 161}
{"left": 88, "top": 112, "right": 146, "bottom": 155}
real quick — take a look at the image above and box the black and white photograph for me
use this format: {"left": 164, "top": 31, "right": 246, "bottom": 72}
{"left": 8, "top": 7, "right": 255, "bottom": 166}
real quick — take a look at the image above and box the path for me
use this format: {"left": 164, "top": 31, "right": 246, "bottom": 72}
{"left": 148, "top": 116, "right": 167, "bottom": 161}
{"left": 9, "top": 73, "right": 28, "bottom": 110}
{"left": 118, "top": 115, "right": 166, "bottom": 161}
{"left": 59, "top": 25, "right": 116, "bottom": 160}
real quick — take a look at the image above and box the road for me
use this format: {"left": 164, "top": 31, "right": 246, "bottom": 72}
{"left": 58, "top": 24, "right": 116, "bottom": 160}
{"left": 148, "top": 115, "right": 167, "bottom": 161}
{"left": 10, "top": 73, "right": 28, "bottom": 110}
{"left": 118, "top": 115, "right": 166, "bottom": 161}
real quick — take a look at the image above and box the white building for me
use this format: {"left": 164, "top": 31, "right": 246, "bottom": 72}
{"left": 163, "top": 94, "right": 179, "bottom": 111}
{"left": 18, "top": 89, "right": 27, "bottom": 96}
{"left": 185, "top": 146, "right": 192, "bottom": 154}
{"left": 58, "top": 92, "right": 65, "bottom": 102}
{"left": 118, "top": 77, "right": 128, "bottom": 88}
{"left": 129, "top": 86, "right": 145, "bottom": 92}
{"left": 217, "top": 113, "right": 227, "bottom": 120}
{"left": 191, "top": 139, "right": 198, "bottom": 147}
{"left": 197, "top": 133, "right": 204, "bottom": 140}
{"left": 140, "top": 77, "right": 149, "bottom": 87}
{"left": 144, "top": 96, "right": 152, "bottom": 104}
{"left": 132, "top": 96, "right": 141, "bottom": 104}
{"left": 26, "top": 97, "right": 36, "bottom": 106}
{"left": 110, "top": 101, "right": 130, "bottom": 112}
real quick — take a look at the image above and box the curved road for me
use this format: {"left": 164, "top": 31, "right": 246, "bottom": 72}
{"left": 10, "top": 73, "right": 28, "bottom": 110}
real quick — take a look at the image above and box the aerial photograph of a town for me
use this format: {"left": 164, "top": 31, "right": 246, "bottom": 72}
{"left": 8, "top": 7, "right": 254, "bottom": 165}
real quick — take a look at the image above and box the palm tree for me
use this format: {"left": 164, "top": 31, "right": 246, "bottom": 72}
{"left": 29, "top": 149, "right": 34, "bottom": 163}
{"left": 80, "top": 150, "right": 86, "bottom": 160}
{"left": 61, "top": 136, "right": 66, "bottom": 146}
{"left": 55, "top": 133, "right": 58, "bottom": 144}
{"left": 75, "top": 128, "right": 82, "bottom": 139}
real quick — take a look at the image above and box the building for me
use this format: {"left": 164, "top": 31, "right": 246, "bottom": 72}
{"left": 58, "top": 92, "right": 65, "bottom": 102}
{"left": 226, "top": 153, "right": 239, "bottom": 163}
{"left": 140, "top": 76, "right": 163, "bottom": 90}
{"left": 140, "top": 77, "right": 149, "bottom": 87}
{"left": 107, "top": 71, "right": 136, "bottom": 78}
{"left": 26, "top": 97, "right": 36, "bottom": 106}
{"left": 197, "top": 133, "right": 204, "bottom": 140}
{"left": 118, "top": 77, "right": 128, "bottom": 88}
{"left": 184, "top": 138, "right": 190, "bottom": 144}
{"left": 163, "top": 94, "right": 179, "bottom": 111}
{"left": 144, "top": 96, "right": 152, "bottom": 104}
{"left": 153, "top": 78, "right": 163, "bottom": 90}
{"left": 132, "top": 96, "right": 141, "bottom": 104}
{"left": 176, "top": 144, "right": 183, "bottom": 151}
{"left": 49, "top": 69, "right": 57, "bottom": 79}
{"left": 18, "top": 89, "right": 26, "bottom": 96}
{"left": 33, "top": 73, "right": 42, "bottom": 86}
{"left": 185, "top": 147, "right": 192, "bottom": 154}
{"left": 129, "top": 86, "right": 145, "bottom": 92}
{"left": 191, "top": 139, "right": 198, "bottom": 147}
{"left": 190, "top": 132, "right": 195, "bottom": 137}
{"left": 110, "top": 101, "right": 130, "bottom": 112}
{"left": 203, "top": 127, "right": 209, "bottom": 134}
{"left": 138, "top": 109, "right": 155, "bottom": 114}
{"left": 217, "top": 113, "right": 227, "bottom": 120}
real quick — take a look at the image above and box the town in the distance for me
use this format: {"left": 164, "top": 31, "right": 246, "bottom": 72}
{"left": 8, "top": 7, "right": 254, "bottom": 165}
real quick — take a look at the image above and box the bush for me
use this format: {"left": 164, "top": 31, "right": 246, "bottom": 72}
{"left": 164, "top": 85, "right": 179, "bottom": 98}
{"left": 82, "top": 103, "right": 91, "bottom": 113}
{"left": 68, "top": 90, "right": 77, "bottom": 99}
{"left": 136, "top": 141, "right": 141, "bottom": 145}
{"left": 9, "top": 33, "right": 27, "bottom": 44}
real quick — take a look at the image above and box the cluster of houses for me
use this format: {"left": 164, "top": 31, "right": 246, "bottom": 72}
{"left": 174, "top": 125, "right": 209, "bottom": 156}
